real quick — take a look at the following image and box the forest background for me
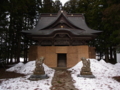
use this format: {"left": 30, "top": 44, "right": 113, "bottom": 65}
{"left": 0, "top": 0, "right": 120, "bottom": 64}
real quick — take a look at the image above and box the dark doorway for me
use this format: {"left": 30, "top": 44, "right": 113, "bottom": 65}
{"left": 57, "top": 54, "right": 67, "bottom": 67}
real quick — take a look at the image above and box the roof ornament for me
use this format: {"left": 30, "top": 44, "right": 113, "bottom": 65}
{"left": 61, "top": 26, "right": 63, "bottom": 28}
{"left": 61, "top": 10, "right": 63, "bottom": 13}
{"left": 50, "top": 14, "right": 52, "bottom": 16}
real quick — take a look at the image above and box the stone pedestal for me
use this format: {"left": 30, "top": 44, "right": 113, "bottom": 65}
{"left": 77, "top": 74, "right": 95, "bottom": 78}
{"left": 29, "top": 74, "right": 49, "bottom": 80}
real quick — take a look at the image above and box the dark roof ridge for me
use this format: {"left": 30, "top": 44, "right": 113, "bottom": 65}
{"left": 39, "top": 11, "right": 63, "bottom": 30}
{"left": 41, "top": 11, "right": 84, "bottom": 30}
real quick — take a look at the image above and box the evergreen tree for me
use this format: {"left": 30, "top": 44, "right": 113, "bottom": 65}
{"left": 89, "top": 0, "right": 120, "bottom": 63}
{"left": 0, "top": 0, "right": 40, "bottom": 64}
{"left": 54, "top": 0, "right": 62, "bottom": 12}
{"left": 0, "top": 0, "right": 10, "bottom": 63}
{"left": 43, "top": 0, "right": 53, "bottom": 13}
{"left": 63, "top": 0, "right": 79, "bottom": 13}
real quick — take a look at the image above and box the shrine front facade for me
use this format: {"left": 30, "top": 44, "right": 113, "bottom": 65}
{"left": 29, "top": 46, "right": 95, "bottom": 68}
{"left": 22, "top": 10, "right": 101, "bottom": 68}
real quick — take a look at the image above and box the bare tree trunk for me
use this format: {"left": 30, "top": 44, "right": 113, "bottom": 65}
{"left": 100, "top": 52, "right": 102, "bottom": 59}
{"left": 113, "top": 48, "right": 117, "bottom": 64}
{"left": 110, "top": 47, "right": 113, "bottom": 60}
{"left": 105, "top": 48, "right": 109, "bottom": 62}
{"left": 109, "top": 46, "right": 113, "bottom": 63}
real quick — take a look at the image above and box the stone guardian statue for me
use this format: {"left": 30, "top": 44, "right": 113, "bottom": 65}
{"left": 78, "top": 57, "right": 95, "bottom": 78}
{"left": 80, "top": 57, "right": 92, "bottom": 75}
{"left": 34, "top": 57, "right": 45, "bottom": 75}
{"left": 29, "top": 56, "right": 49, "bottom": 80}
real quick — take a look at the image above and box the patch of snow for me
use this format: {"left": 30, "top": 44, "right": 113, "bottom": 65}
{"left": 6, "top": 63, "right": 24, "bottom": 73}
{"left": 0, "top": 61, "right": 55, "bottom": 90}
{"left": 68, "top": 59, "right": 120, "bottom": 90}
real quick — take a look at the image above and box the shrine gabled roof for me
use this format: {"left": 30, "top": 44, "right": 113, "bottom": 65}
{"left": 22, "top": 10, "right": 101, "bottom": 36}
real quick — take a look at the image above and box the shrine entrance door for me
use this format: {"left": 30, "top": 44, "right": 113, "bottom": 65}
{"left": 57, "top": 54, "right": 67, "bottom": 67}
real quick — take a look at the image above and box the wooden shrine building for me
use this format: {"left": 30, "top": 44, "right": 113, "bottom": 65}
{"left": 22, "top": 10, "right": 101, "bottom": 68}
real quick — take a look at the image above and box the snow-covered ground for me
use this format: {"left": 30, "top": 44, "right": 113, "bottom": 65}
{"left": 68, "top": 59, "right": 120, "bottom": 90}
{"left": 0, "top": 61, "right": 55, "bottom": 90}
{"left": 0, "top": 59, "right": 120, "bottom": 90}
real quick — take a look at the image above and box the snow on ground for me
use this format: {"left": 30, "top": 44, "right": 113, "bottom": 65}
{"left": 0, "top": 59, "right": 120, "bottom": 90}
{"left": 68, "top": 59, "right": 120, "bottom": 90}
{"left": 0, "top": 61, "right": 55, "bottom": 90}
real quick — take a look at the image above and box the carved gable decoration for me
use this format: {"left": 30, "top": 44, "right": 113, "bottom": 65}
{"left": 54, "top": 34, "right": 70, "bottom": 46}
